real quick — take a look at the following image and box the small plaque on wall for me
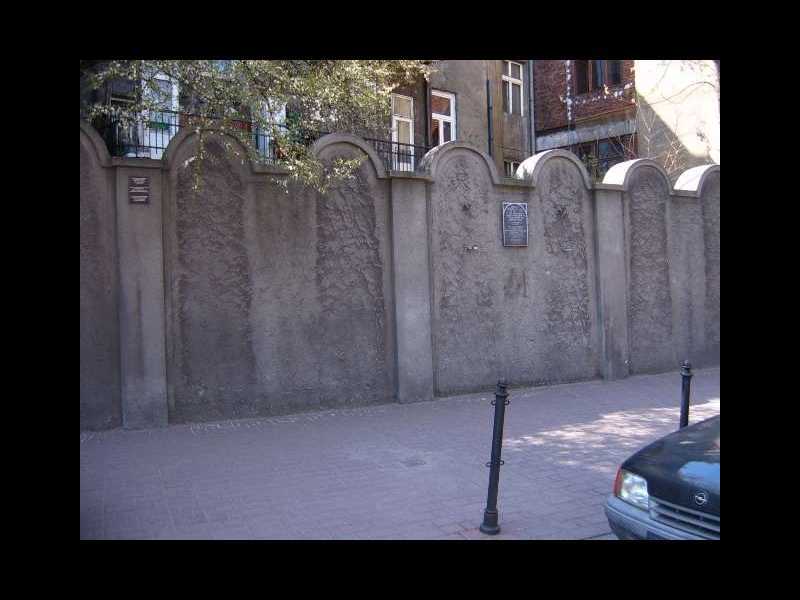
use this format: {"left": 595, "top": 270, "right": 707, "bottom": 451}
{"left": 502, "top": 202, "right": 528, "bottom": 247}
{"left": 128, "top": 176, "right": 150, "bottom": 204}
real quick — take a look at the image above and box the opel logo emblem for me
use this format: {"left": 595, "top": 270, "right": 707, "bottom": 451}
{"left": 693, "top": 491, "right": 708, "bottom": 506}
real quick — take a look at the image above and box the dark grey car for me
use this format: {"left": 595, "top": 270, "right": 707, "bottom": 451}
{"left": 605, "top": 415, "right": 719, "bottom": 540}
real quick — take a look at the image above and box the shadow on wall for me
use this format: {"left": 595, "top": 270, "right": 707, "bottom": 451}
{"left": 634, "top": 60, "right": 720, "bottom": 184}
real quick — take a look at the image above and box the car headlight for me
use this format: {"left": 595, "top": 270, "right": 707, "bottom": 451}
{"left": 614, "top": 469, "right": 649, "bottom": 510}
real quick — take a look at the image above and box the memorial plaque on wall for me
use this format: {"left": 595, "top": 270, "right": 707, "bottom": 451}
{"left": 502, "top": 202, "right": 528, "bottom": 247}
{"left": 128, "top": 176, "right": 150, "bottom": 204}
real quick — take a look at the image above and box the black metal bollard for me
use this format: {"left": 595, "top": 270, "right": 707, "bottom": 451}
{"left": 679, "top": 360, "right": 693, "bottom": 429}
{"left": 480, "top": 380, "right": 509, "bottom": 535}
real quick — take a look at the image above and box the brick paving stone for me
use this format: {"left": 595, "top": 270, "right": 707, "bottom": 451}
{"left": 81, "top": 368, "right": 719, "bottom": 540}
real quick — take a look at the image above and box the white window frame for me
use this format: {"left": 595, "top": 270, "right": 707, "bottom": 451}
{"left": 431, "top": 89, "right": 456, "bottom": 146}
{"left": 391, "top": 93, "right": 415, "bottom": 171}
{"left": 502, "top": 60, "right": 524, "bottom": 116}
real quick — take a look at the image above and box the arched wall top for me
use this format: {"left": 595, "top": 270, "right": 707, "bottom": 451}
{"left": 80, "top": 119, "right": 112, "bottom": 167}
{"left": 518, "top": 149, "right": 593, "bottom": 189}
{"left": 673, "top": 164, "right": 720, "bottom": 197}
{"left": 311, "top": 132, "right": 388, "bottom": 179}
{"left": 163, "top": 128, "right": 259, "bottom": 175}
{"left": 420, "top": 141, "right": 502, "bottom": 185}
{"left": 165, "top": 130, "right": 390, "bottom": 180}
{"left": 602, "top": 158, "right": 671, "bottom": 190}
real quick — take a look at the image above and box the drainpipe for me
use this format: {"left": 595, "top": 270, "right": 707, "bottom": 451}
{"left": 486, "top": 78, "right": 493, "bottom": 157}
{"left": 528, "top": 60, "right": 536, "bottom": 155}
{"left": 424, "top": 77, "right": 430, "bottom": 148}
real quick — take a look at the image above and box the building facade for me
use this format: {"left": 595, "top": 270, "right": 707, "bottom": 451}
{"left": 81, "top": 59, "right": 720, "bottom": 182}
{"left": 80, "top": 60, "right": 538, "bottom": 178}
{"left": 80, "top": 60, "right": 720, "bottom": 430}
{"left": 532, "top": 60, "right": 720, "bottom": 182}
{"left": 392, "top": 60, "right": 535, "bottom": 177}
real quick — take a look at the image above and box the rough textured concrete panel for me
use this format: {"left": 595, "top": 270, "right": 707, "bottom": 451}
{"left": 430, "top": 150, "right": 599, "bottom": 395}
{"left": 167, "top": 139, "right": 394, "bottom": 421}
{"left": 247, "top": 176, "right": 322, "bottom": 415}
{"left": 668, "top": 196, "right": 706, "bottom": 366}
{"left": 535, "top": 159, "right": 599, "bottom": 382}
{"left": 626, "top": 167, "right": 675, "bottom": 373}
{"left": 170, "top": 141, "right": 257, "bottom": 421}
{"left": 312, "top": 146, "right": 393, "bottom": 406}
{"left": 80, "top": 137, "right": 121, "bottom": 430}
{"left": 430, "top": 151, "right": 502, "bottom": 393}
{"left": 701, "top": 172, "right": 720, "bottom": 366}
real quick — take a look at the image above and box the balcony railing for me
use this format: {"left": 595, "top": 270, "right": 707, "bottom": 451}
{"left": 90, "top": 109, "right": 430, "bottom": 173}
{"left": 364, "top": 137, "right": 425, "bottom": 173}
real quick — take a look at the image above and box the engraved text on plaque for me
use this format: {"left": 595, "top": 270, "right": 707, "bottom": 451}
{"left": 502, "top": 202, "right": 528, "bottom": 247}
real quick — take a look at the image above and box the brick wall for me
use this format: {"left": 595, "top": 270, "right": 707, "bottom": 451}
{"left": 534, "top": 60, "right": 568, "bottom": 132}
{"left": 534, "top": 60, "right": 636, "bottom": 134}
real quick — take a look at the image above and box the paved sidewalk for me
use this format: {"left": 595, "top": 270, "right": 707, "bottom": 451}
{"left": 80, "top": 368, "right": 720, "bottom": 540}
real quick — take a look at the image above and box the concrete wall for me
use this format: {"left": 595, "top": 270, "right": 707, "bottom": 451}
{"left": 604, "top": 160, "right": 720, "bottom": 375}
{"left": 700, "top": 170, "right": 720, "bottom": 366}
{"left": 536, "top": 118, "right": 636, "bottom": 153}
{"left": 80, "top": 125, "right": 121, "bottom": 430}
{"left": 163, "top": 133, "right": 396, "bottom": 422}
{"left": 80, "top": 121, "right": 719, "bottom": 430}
{"left": 625, "top": 164, "right": 676, "bottom": 373}
{"left": 427, "top": 60, "right": 533, "bottom": 174}
{"left": 425, "top": 145, "right": 599, "bottom": 395}
{"left": 674, "top": 164, "right": 720, "bottom": 367}
{"left": 115, "top": 159, "right": 169, "bottom": 429}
